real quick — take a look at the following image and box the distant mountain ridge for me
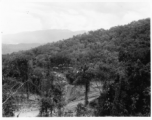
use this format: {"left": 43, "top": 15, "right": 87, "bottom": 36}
{"left": 2, "top": 43, "right": 42, "bottom": 54}
{"left": 2, "top": 29, "right": 86, "bottom": 54}
{"left": 2, "top": 29, "right": 85, "bottom": 44}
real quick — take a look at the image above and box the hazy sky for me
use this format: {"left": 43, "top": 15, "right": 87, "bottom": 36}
{"left": 0, "top": 1, "right": 150, "bottom": 34}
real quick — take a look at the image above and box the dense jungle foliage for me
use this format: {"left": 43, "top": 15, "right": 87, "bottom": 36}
{"left": 2, "top": 18, "right": 150, "bottom": 117}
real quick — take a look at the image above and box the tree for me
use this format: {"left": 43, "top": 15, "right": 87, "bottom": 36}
{"left": 39, "top": 72, "right": 66, "bottom": 117}
{"left": 67, "top": 65, "right": 94, "bottom": 106}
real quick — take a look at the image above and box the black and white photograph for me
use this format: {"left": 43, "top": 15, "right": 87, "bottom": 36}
{"left": 1, "top": 0, "right": 151, "bottom": 117}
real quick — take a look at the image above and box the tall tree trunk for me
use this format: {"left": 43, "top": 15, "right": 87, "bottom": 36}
{"left": 85, "top": 82, "right": 89, "bottom": 106}
{"left": 25, "top": 72, "right": 29, "bottom": 99}
{"left": 111, "top": 75, "right": 122, "bottom": 116}
{"left": 26, "top": 82, "right": 29, "bottom": 100}
{"left": 50, "top": 107, "right": 53, "bottom": 117}
{"left": 58, "top": 107, "right": 62, "bottom": 116}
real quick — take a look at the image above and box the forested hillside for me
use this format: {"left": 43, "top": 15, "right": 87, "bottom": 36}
{"left": 2, "top": 18, "right": 150, "bottom": 117}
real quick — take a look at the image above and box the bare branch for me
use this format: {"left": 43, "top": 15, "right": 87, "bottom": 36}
{"left": 2, "top": 81, "right": 29, "bottom": 105}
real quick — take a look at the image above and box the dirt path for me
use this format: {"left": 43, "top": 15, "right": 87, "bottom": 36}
{"left": 14, "top": 109, "right": 39, "bottom": 117}
{"left": 14, "top": 95, "right": 40, "bottom": 117}
{"left": 65, "top": 92, "right": 100, "bottom": 111}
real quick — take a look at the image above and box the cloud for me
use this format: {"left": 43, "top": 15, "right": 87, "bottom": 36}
{"left": 1, "top": 2, "right": 150, "bottom": 34}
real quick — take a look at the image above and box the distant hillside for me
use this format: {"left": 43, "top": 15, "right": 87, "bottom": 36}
{"left": 2, "top": 29, "right": 85, "bottom": 44}
{"left": 2, "top": 29, "right": 85, "bottom": 54}
{"left": 3, "top": 19, "right": 150, "bottom": 64}
{"left": 23, "top": 18, "right": 150, "bottom": 65}
{"left": 2, "top": 43, "right": 42, "bottom": 54}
